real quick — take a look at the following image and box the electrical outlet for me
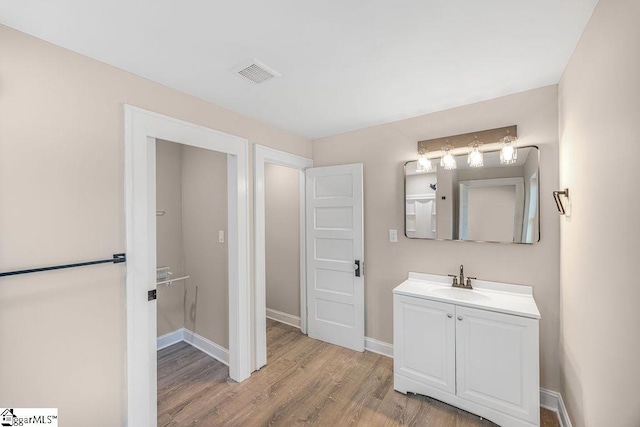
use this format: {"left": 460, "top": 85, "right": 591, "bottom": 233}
{"left": 219, "top": 230, "right": 225, "bottom": 243}
{"left": 389, "top": 229, "right": 398, "bottom": 243}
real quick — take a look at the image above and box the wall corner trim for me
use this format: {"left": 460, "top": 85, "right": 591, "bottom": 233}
{"left": 157, "top": 328, "right": 186, "bottom": 351}
{"left": 540, "top": 388, "right": 572, "bottom": 427}
{"left": 266, "top": 308, "right": 301, "bottom": 329}
{"left": 157, "top": 329, "right": 229, "bottom": 366}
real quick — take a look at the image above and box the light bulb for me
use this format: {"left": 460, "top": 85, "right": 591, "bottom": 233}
{"left": 417, "top": 154, "right": 434, "bottom": 172}
{"left": 468, "top": 142, "right": 483, "bottom": 168}
{"left": 500, "top": 135, "right": 518, "bottom": 165}
{"left": 440, "top": 145, "right": 457, "bottom": 170}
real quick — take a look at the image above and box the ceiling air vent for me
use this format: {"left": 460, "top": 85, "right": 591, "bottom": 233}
{"left": 232, "top": 59, "right": 281, "bottom": 84}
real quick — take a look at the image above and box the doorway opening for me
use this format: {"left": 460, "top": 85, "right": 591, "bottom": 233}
{"left": 155, "top": 139, "right": 229, "bottom": 357}
{"left": 254, "top": 149, "right": 365, "bottom": 368}
{"left": 253, "top": 145, "right": 312, "bottom": 369}
{"left": 125, "top": 106, "right": 250, "bottom": 426}
{"left": 264, "top": 163, "right": 303, "bottom": 333}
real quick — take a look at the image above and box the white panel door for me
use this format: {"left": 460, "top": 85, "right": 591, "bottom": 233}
{"left": 455, "top": 305, "right": 540, "bottom": 425}
{"left": 306, "top": 164, "right": 364, "bottom": 351}
{"left": 393, "top": 295, "right": 456, "bottom": 394}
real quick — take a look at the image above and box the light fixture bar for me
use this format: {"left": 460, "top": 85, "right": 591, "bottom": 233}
{"left": 418, "top": 125, "right": 517, "bottom": 154}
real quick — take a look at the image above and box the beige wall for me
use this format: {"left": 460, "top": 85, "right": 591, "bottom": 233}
{"left": 265, "top": 163, "right": 301, "bottom": 317}
{"left": 182, "top": 146, "right": 229, "bottom": 346}
{"left": 155, "top": 141, "right": 229, "bottom": 347}
{"left": 313, "top": 85, "right": 561, "bottom": 391}
{"left": 558, "top": 0, "right": 640, "bottom": 426}
{"left": 156, "top": 140, "right": 186, "bottom": 336}
{"left": 0, "top": 24, "right": 310, "bottom": 426}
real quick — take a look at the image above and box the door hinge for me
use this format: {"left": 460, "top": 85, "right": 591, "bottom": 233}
{"left": 148, "top": 289, "right": 157, "bottom": 301}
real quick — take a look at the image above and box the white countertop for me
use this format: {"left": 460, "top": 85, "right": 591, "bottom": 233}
{"left": 393, "top": 272, "right": 541, "bottom": 319}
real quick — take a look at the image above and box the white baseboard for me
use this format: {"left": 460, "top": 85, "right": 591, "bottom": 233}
{"left": 364, "top": 336, "right": 394, "bottom": 358}
{"left": 556, "top": 392, "right": 572, "bottom": 427}
{"left": 540, "top": 388, "right": 572, "bottom": 427}
{"left": 157, "top": 328, "right": 186, "bottom": 350}
{"left": 157, "top": 328, "right": 229, "bottom": 366}
{"left": 266, "top": 308, "right": 301, "bottom": 329}
{"left": 183, "top": 329, "right": 229, "bottom": 366}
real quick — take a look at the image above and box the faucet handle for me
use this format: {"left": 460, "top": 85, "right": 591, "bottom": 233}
{"left": 465, "top": 276, "right": 476, "bottom": 288}
{"left": 447, "top": 274, "right": 458, "bottom": 286}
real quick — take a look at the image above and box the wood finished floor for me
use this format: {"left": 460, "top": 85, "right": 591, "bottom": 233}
{"left": 158, "top": 319, "right": 560, "bottom": 427}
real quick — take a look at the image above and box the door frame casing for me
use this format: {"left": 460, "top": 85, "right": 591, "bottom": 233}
{"left": 124, "top": 105, "right": 251, "bottom": 427}
{"left": 253, "top": 144, "right": 312, "bottom": 370}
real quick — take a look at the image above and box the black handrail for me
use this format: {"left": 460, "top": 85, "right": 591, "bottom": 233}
{"left": 0, "top": 253, "right": 126, "bottom": 277}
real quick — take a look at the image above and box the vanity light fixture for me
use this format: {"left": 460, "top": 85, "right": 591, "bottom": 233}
{"left": 440, "top": 144, "right": 457, "bottom": 170}
{"left": 500, "top": 131, "right": 518, "bottom": 165}
{"left": 417, "top": 125, "right": 518, "bottom": 172}
{"left": 468, "top": 137, "right": 484, "bottom": 168}
{"left": 416, "top": 146, "right": 434, "bottom": 172}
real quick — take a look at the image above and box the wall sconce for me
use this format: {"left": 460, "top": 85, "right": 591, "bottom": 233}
{"left": 468, "top": 137, "right": 484, "bottom": 168}
{"left": 553, "top": 189, "right": 570, "bottom": 215}
{"left": 440, "top": 144, "right": 457, "bottom": 170}
{"left": 500, "top": 131, "right": 518, "bottom": 165}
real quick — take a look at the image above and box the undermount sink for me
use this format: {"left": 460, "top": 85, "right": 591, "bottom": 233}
{"left": 429, "top": 286, "right": 490, "bottom": 302}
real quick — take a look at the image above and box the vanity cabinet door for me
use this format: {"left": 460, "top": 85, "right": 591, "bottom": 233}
{"left": 393, "top": 295, "right": 456, "bottom": 394}
{"left": 455, "top": 305, "right": 540, "bottom": 425}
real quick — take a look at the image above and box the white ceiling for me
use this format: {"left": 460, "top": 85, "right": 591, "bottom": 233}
{"left": 0, "top": 0, "right": 598, "bottom": 139}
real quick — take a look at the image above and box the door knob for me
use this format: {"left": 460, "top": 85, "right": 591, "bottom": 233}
{"left": 457, "top": 316, "right": 463, "bottom": 321}
{"left": 447, "top": 314, "right": 453, "bottom": 318}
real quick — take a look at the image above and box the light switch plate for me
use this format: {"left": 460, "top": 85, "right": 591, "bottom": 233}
{"left": 389, "top": 229, "right": 398, "bottom": 243}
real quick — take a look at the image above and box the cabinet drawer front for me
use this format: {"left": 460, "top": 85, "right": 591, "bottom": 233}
{"left": 455, "top": 305, "right": 540, "bottom": 424}
{"left": 393, "top": 295, "right": 456, "bottom": 394}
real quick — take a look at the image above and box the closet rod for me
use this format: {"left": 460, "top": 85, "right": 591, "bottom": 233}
{"left": 0, "top": 253, "right": 126, "bottom": 278}
{"left": 156, "top": 275, "right": 190, "bottom": 286}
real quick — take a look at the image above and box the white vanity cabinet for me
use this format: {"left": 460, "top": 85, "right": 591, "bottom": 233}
{"left": 394, "top": 273, "right": 541, "bottom": 427}
{"left": 393, "top": 296, "right": 456, "bottom": 394}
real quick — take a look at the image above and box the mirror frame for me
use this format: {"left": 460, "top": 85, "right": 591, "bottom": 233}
{"left": 403, "top": 145, "right": 541, "bottom": 244}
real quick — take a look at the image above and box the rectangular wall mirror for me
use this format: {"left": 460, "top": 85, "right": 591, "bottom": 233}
{"left": 404, "top": 146, "right": 540, "bottom": 244}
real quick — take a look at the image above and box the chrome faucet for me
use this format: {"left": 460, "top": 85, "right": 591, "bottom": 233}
{"left": 448, "top": 264, "right": 475, "bottom": 289}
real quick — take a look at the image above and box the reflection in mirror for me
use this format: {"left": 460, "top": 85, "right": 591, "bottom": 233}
{"left": 404, "top": 146, "right": 539, "bottom": 244}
